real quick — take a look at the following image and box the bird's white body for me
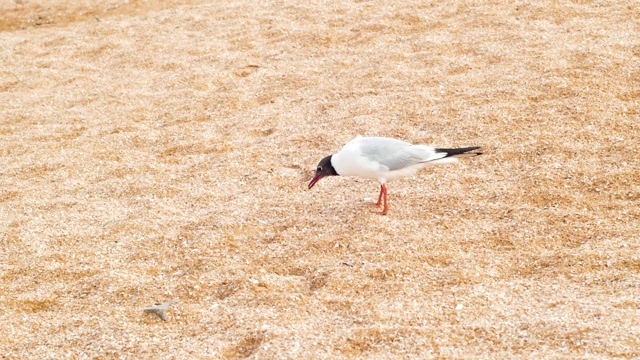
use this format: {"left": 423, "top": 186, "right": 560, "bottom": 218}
{"left": 331, "top": 136, "right": 458, "bottom": 184}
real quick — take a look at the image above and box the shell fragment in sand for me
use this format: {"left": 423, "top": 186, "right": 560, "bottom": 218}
{"left": 144, "top": 300, "right": 177, "bottom": 321}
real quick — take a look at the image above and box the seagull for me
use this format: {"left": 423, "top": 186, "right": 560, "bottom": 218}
{"left": 308, "top": 136, "right": 482, "bottom": 215}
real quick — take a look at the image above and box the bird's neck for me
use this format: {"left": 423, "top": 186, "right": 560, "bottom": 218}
{"left": 327, "top": 155, "right": 339, "bottom": 176}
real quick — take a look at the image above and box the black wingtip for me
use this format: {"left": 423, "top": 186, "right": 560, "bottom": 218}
{"left": 435, "top": 146, "right": 482, "bottom": 158}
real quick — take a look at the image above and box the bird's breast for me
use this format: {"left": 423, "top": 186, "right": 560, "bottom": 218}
{"left": 331, "top": 147, "right": 386, "bottom": 180}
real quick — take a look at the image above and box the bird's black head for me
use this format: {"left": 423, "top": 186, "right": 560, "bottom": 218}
{"left": 308, "top": 155, "right": 338, "bottom": 189}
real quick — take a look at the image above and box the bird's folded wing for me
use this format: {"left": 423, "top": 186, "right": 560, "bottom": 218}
{"left": 366, "top": 144, "right": 447, "bottom": 171}
{"left": 358, "top": 137, "right": 411, "bottom": 170}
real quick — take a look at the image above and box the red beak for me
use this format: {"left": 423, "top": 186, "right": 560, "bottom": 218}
{"left": 308, "top": 174, "right": 323, "bottom": 189}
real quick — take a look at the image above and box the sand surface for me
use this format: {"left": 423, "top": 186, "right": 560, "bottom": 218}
{"left": 1, "top": 0, "right": 639, "bottom": 358}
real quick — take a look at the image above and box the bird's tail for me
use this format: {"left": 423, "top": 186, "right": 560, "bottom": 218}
{"left": 435, "top": 146, "right": 482, "bottom": 159}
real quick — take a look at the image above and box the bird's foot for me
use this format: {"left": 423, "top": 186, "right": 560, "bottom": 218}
{"left": 367, "top": 207, "right": 388, "bottom": 215}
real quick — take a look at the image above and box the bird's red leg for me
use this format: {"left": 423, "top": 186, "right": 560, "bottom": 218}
{"left": 365, "top": 185, "right": 384, "bottom": 208}
{"left": 376, "top": 185, "right": 384, "bottom": 206}
{"left": 380, "top": 184, "right": 389, "bottom": 215}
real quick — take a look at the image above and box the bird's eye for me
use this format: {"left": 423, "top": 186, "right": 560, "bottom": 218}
{"left": 317, "top": 166, "right": 322, "bottom": 172}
